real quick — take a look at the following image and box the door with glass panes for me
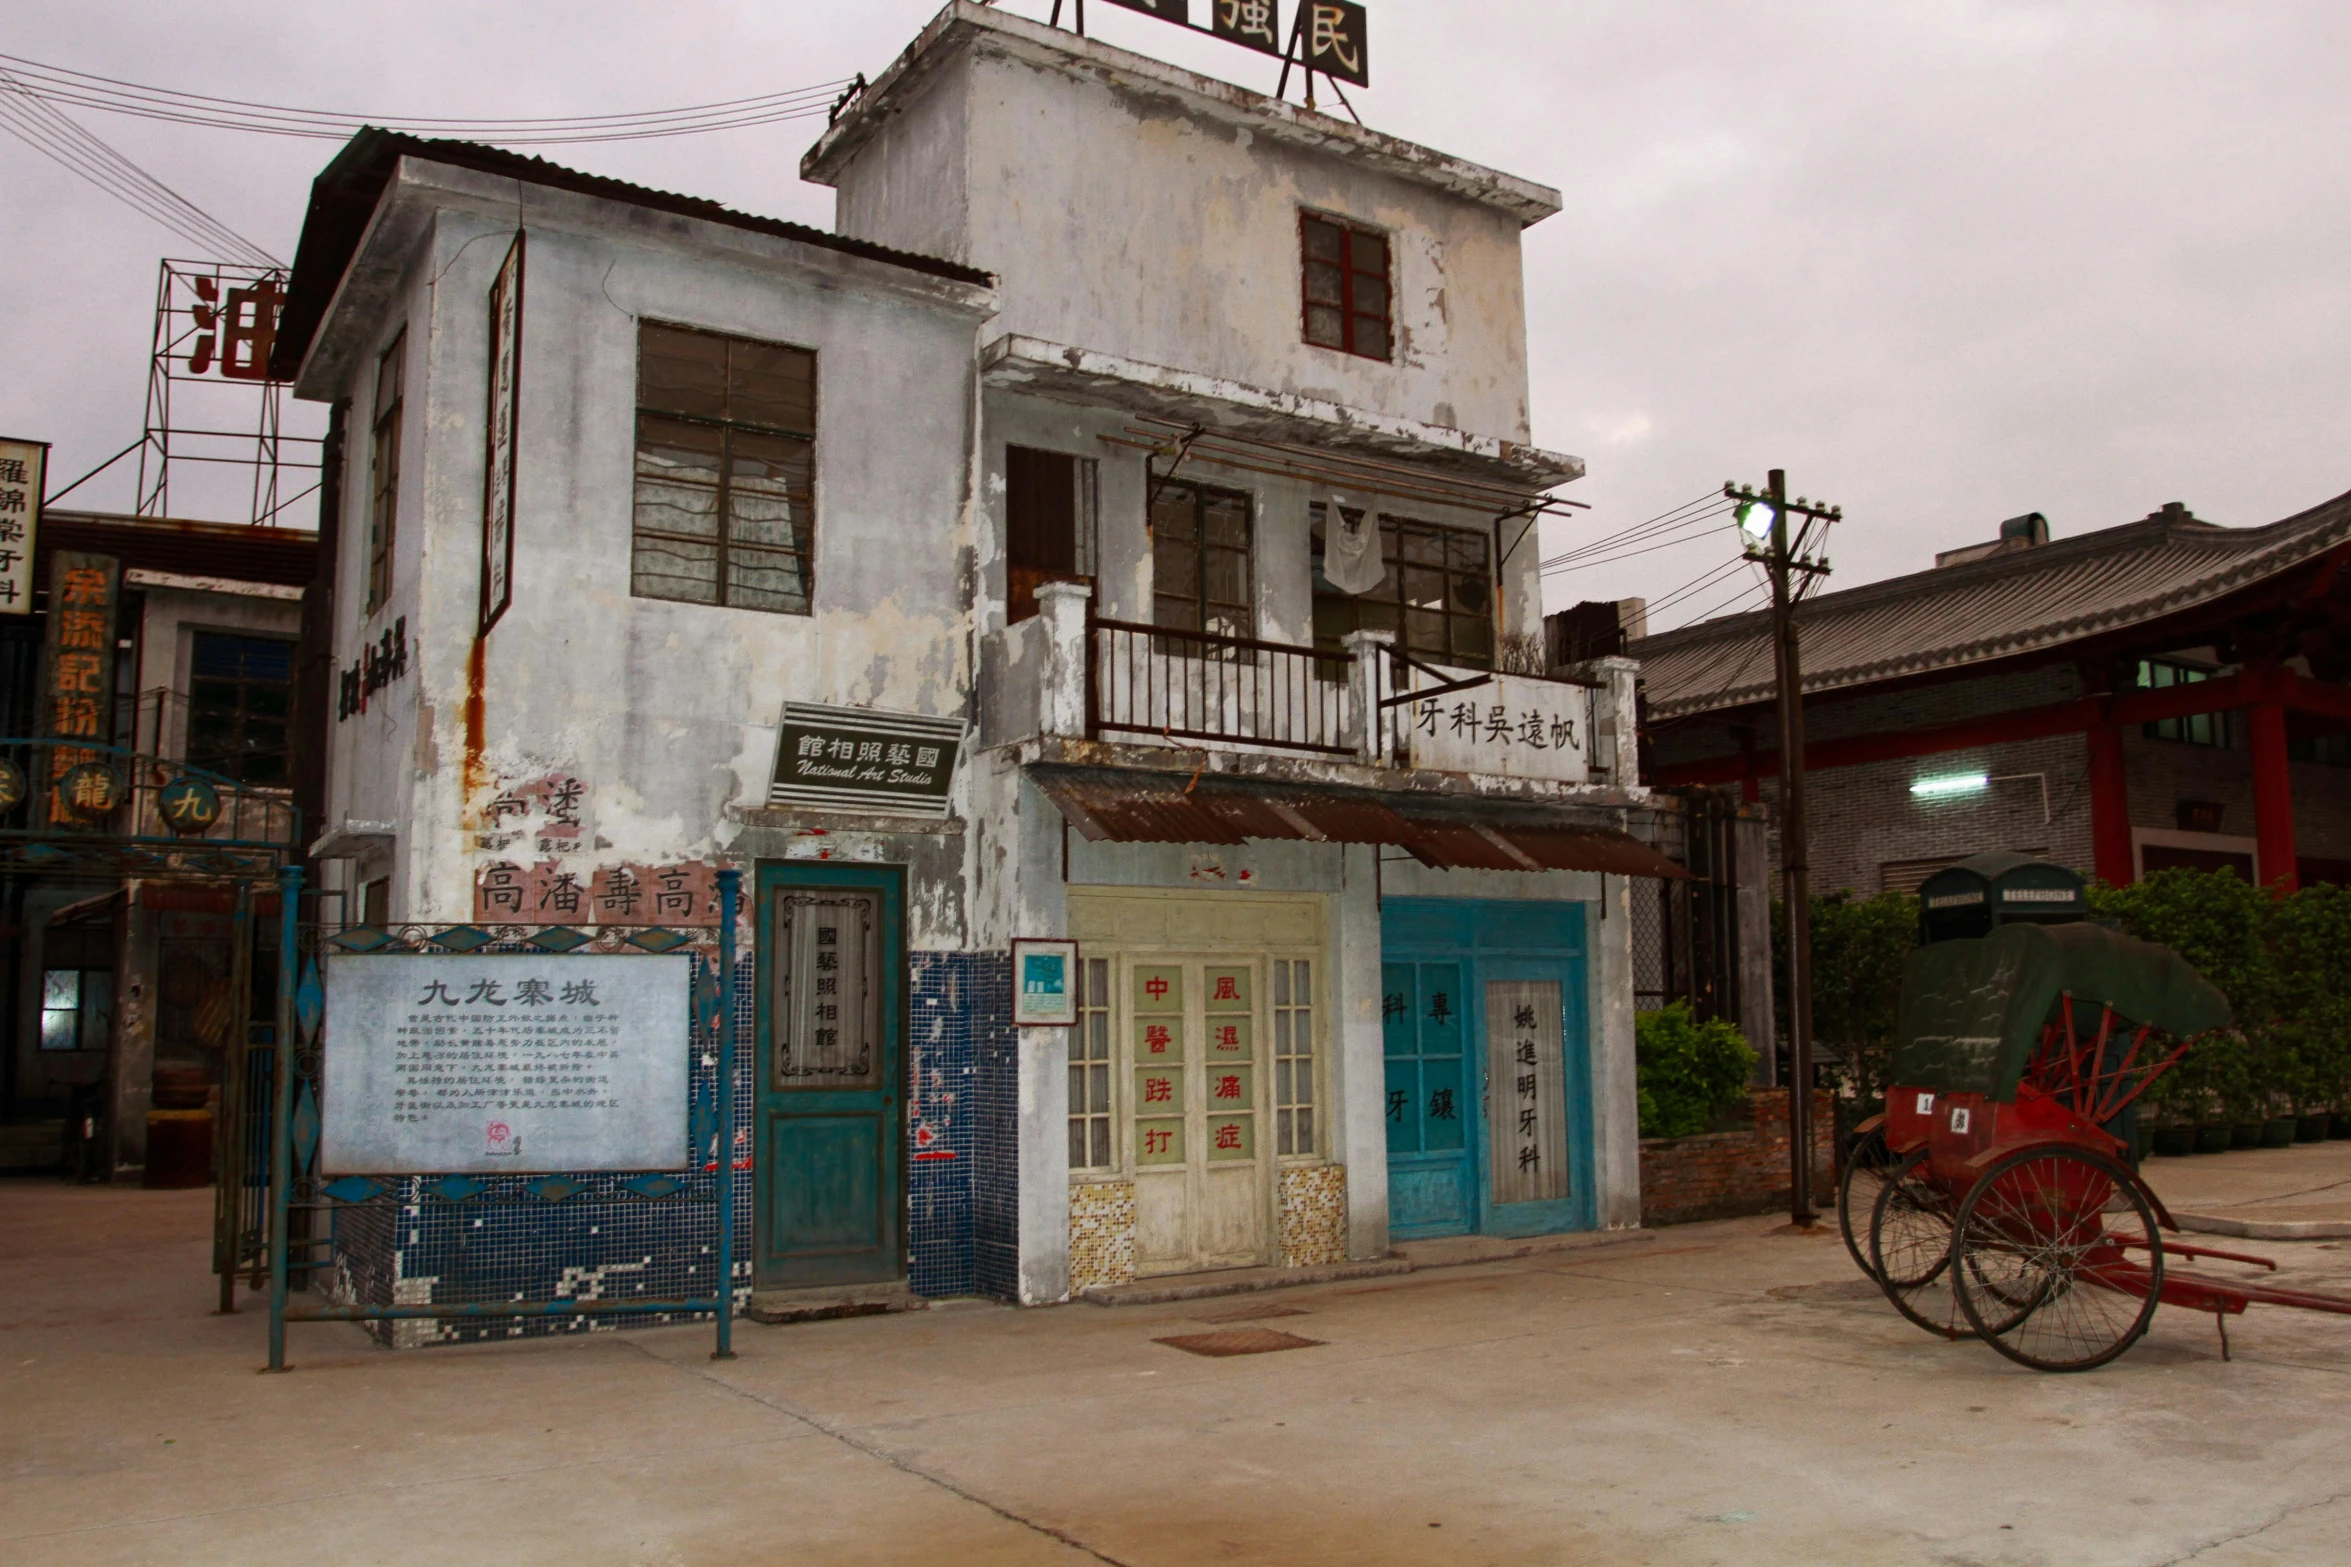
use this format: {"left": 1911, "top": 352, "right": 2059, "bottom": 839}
{"left": 1126, "top": 957, "right": 1273, "bottom": 1275}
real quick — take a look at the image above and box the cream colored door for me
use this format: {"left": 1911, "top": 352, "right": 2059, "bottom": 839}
{"left": 1129, "top": 957, "right": 1272, "bottom": 1276}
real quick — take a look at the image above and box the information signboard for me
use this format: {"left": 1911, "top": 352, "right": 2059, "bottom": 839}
{"left": 0, "top": 437, "right": 44, "bottom": 615}
{"left": 322, "top": 952, "right": 690, "bottom": 1174}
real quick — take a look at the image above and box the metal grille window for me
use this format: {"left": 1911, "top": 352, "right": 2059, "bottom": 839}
{"left": 633, "top": 323, "right": 816, "bottom": 615}
{"left": 366, "top": 331, "right": 404, "bottom": 613}
{"left": 1301, "top": 213, "right": 1391, "bottom": 361}
{"left": 1311, "top": 509, "right": 1494, "bottom": 668}
{"left": 1152, "top": 480, "right": 1254, "bottom": 640}
{"left": 2138, "top": 659, "right": 2224, "bottom": 746}
{"left": 1070, "top": 957, "right": 1113, "bottom": 1169}
{"left": 1274, "top": 958, "right": 1314, "bottom": 1156}
{"left": 187, "top": 632, "right": 293, "bottom": 786}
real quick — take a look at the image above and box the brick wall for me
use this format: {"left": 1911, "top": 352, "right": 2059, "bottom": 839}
{"left": 1639, "top": 1088, "right": 1835, "bottom": 1226}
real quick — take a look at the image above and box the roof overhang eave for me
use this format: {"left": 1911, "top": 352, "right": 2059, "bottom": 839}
{"left": 981, "top": 334, "right": 1582, "bottom": 494}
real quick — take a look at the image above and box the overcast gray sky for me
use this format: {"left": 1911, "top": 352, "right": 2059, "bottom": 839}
{"left": 4, "top": 0, "right": 2345, "bottom": 628}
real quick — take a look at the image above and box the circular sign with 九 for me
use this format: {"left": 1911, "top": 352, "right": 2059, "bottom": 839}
{"left": 57, "top": 762, "right": 125, "bottom": 820}
{"left": 158, "top": 774, "right": 223, "bottom": 835}
{"left": 0, "top": 758, "right": 24, "bottom": 814}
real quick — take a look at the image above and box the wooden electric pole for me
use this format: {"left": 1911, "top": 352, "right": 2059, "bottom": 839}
{"left": 1726, "top": 471, "right": 1838, "bottom": 1225}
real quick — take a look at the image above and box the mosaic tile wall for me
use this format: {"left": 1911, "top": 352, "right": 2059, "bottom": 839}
{"left": 969, "top": 953, "right": 1021, "bottom": 1302}
{"left": 324, "top": 946, "right": 1020, "bottom": 1341}
{"left": 1067, "top": 1179, "right": 1137, "bottom": 1293}
{"left": 325, "top": 949, "right": 756, "bottom": 1348}
{"left": 1279, "top": 1163, "right": 1348, "bottom": 1269}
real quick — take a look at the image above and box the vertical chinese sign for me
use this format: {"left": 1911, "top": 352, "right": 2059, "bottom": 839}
{"left": 1486, "top": 980, "right": 1568, "bottom": 1205}
{"left": 41, "top": 552, "right": 120, "bottom": 824}
{"left": 0, "top": 438, "right": 45, "bottom": 615}
{"left": 479, "top": 232, "right": 524, "bottom": 635}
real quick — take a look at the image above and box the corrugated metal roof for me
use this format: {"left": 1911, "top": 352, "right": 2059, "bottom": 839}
{"left": 1029, "top": 766, "right": 1687, "bottom": 878}
{"left": 1631, "top": 492, "right": 2351, "bottom": 720}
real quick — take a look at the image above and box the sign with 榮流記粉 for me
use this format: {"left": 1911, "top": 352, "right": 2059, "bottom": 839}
{"left": 321, "top": 952, "right": 690, "bottom": 1174}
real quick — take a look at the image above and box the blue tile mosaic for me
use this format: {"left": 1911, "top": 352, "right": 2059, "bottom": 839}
{"left": 328, "top": 946, "right": 1024, "bottom": 1342}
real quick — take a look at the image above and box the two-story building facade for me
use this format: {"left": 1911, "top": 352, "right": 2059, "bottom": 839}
{"left": 271, "top": 3, "right": 1676, "bottom": 1333}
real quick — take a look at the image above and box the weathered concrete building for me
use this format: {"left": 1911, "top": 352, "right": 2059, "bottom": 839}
{"left": 271, "top": 3, "right": 1674, "bottom": 1329}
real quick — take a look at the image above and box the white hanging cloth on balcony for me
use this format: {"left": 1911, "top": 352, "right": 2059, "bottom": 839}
{"left": 1323, "top": 493, "right": 1385, "bottom": 596}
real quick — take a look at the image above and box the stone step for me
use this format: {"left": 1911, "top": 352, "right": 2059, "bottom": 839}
{"left": 746, "top": 1279, "right": 928, "bottom": 1325}
{"left": 1077, "top": 1228, "right": 1655, "bottom": 1307}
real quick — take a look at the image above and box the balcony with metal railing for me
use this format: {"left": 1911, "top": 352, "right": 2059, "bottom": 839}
{"left": 982, "top": 580, "right": 1638, "bottom": 790}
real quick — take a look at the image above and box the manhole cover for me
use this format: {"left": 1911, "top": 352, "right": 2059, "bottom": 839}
{"left": 1196, "top": 1302, "right": 1310, "bottom": 1323}
{"left": 1154, "top": 1328, "right": 1326, "bottom": 1357}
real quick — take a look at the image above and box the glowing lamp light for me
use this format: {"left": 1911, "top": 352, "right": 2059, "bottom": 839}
{"left": 1911, "top": 772, "right": 1990, "bottom": 798}
{"left": 1736, "top": 499, "right": 1777, "bottom": 539}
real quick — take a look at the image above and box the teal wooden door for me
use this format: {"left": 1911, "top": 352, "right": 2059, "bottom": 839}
{"left": 1383, "top": 960, "right": 1475, "bottom": 1237}
{"left": 754, "top": 865, "right": 904, "bottom": 1289}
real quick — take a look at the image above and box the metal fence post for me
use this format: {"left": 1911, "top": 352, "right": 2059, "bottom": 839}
{"left": 265, "top": 863, "right": 303, "bottom": 1372}
{"left": 713, "top": 864, "right": 740, "bottom": 1360}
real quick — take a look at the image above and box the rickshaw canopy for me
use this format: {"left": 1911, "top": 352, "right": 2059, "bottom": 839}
{"left": 1891, "top": 922, "right": 2232, "bottom": 1100}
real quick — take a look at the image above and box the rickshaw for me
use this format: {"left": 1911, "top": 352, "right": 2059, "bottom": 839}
{"left": 1841, "top": 919, "right": 2351, "bottom": 1371}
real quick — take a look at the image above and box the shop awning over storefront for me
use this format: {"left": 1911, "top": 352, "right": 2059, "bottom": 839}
{"left": 1031, "top": 766, "right": 1688, "bottom": 879}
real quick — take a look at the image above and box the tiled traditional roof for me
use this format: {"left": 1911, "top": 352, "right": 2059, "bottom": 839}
{"left": 1631, "top": 491, "right": 2351, "bottom": 720}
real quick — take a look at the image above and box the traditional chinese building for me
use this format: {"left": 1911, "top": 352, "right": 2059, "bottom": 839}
{"left": 269, "top": 1, "right": 1677, "bottom": 1328}
{"left": 0, "top": 511, "right": 311, "bottom": 1184}
{"left": 1633, "top": 495, "right": 2351, "bottom": 897}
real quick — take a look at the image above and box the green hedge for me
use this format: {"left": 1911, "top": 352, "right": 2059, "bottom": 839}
{"left": 1636, "top": 1002, "right": 1758, "bottom": 1138}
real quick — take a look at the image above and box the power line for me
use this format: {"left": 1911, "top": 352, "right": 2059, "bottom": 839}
{"left": 1538, "top": 489, "right": 1726, "bottom": 573}
{"left": 0, "top": 52, "right": 854, "bottom": 145}
{"left": 0, "top": 70, "right": 278, "bottom": 265}
{"left": 1538, "top": 504, "right": 1737, "bottom": 577}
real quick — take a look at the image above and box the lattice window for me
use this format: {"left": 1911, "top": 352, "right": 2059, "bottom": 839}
{"left": 1069, "top": 956, "right": 1113, "bottom": 1169}
{"left": 1274, "top": 958, "right": 1315, "bottom": 1156}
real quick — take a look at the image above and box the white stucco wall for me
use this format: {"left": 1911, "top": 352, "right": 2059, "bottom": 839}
{"left": 818, "top": 9, "right": 1553, "bottom": 444}
{"left": 306, "top": 162, "right": 995, "bottom": 938}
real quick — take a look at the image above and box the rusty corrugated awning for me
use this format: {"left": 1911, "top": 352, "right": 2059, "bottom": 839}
{"left": 1031, "top": 767, "right": 1688, "bottom": 879}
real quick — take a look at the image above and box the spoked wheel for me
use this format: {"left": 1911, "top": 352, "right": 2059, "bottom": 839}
{"left": 1950, "top": 1145, "right": 2164, "bottom": 1372}
{"left": 1839, "top": 1124, "right": 1897, "bottom": 1281}
{"left": 1867, "top": 1150, "right": 1964, "bottom": 1338}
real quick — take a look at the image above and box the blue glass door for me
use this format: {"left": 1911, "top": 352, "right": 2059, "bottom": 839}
{"left": 1383, "top": 960, "right": 1475, "bottom": 1237}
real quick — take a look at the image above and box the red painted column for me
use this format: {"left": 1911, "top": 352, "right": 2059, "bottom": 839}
{"left": 2087, "top": 722, "right": 2134, "bottom": 886}
{"left": 2250, "top": 698, "right": 2299, "bottom": 892}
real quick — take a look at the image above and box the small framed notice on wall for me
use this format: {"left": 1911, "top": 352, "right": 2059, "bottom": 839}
{"left": 1011, "top": 939, "right": 1079, "bottom": 1026}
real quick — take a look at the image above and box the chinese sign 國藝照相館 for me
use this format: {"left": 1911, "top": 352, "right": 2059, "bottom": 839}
{"left": 321, "top": 953, "right": 690, "bottom": 1174}
{"left": 769, "top": 700, "right": 964, "bottom": 817}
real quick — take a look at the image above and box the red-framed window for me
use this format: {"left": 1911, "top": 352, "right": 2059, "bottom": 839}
{"left": 1301, "top": 212, "right": 1392, "bottom": 362}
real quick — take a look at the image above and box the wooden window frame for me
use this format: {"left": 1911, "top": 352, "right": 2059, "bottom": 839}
{"left": 1311, "top": 508, "right": 1495, "bottom": 670}
{"left": 1274, "top": 957, "right": 1317, "bottom": 1158}
{"left": 1070, "top": 956, "right": 1115, "bottom": 1172}
{"left": 1151, "top": 479, "right": 1255, "bottom": 642}
{"left": 632, "top": 321, "right": 818, "bottom": 616}
{"left": 1005, "top": 446, "right": 1099, "bottom": 625}
{"left": 186, "top": 631, "right": 296, "bottom": 787}
{"left": 366, "top": 330, "right": 405, "bottom": 614}
{"left": 1300, "top": 211, "right": 1393, "bottom": 362}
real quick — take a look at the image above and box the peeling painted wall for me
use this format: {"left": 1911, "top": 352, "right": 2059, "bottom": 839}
{"left": 830, "top": 36, "right": 1542, "bottom": 443}
{"left": 313, "top": 165, "right": 995, "bottom": 944}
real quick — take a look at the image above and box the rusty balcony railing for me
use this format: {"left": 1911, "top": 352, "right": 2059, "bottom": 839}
{"left": 1086, "top": 615, "right": 1359, "bottom": 756}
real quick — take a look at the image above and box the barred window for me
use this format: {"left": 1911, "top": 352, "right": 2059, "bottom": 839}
{"left": 1069, "top": 957, "right": 1114, "bottom": 1169}
{"left": 1274, "top": 958, "right": 1315, "bottom": 1155}
{"left": 633, "top": 323, "right": 815, "bottom": 614}
{"left": 1312, "top": 510, "right": 1494, "bottom": 669}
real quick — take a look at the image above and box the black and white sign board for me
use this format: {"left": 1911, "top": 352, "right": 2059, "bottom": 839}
{"left": 770, "top": 700, "right": 964, "bottom": 817}
{"left": 322, "top": 953, "right": 690, "bottom": 1174}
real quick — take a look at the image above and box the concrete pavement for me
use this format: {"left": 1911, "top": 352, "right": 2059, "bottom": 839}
{"left": 6, "top": 1158, "right": 2351, "bottom": 1566}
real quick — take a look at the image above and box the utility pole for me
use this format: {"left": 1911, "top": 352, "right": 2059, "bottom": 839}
{"left": 1726, "top": 471, "right": 1838, "bottom": 1225}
